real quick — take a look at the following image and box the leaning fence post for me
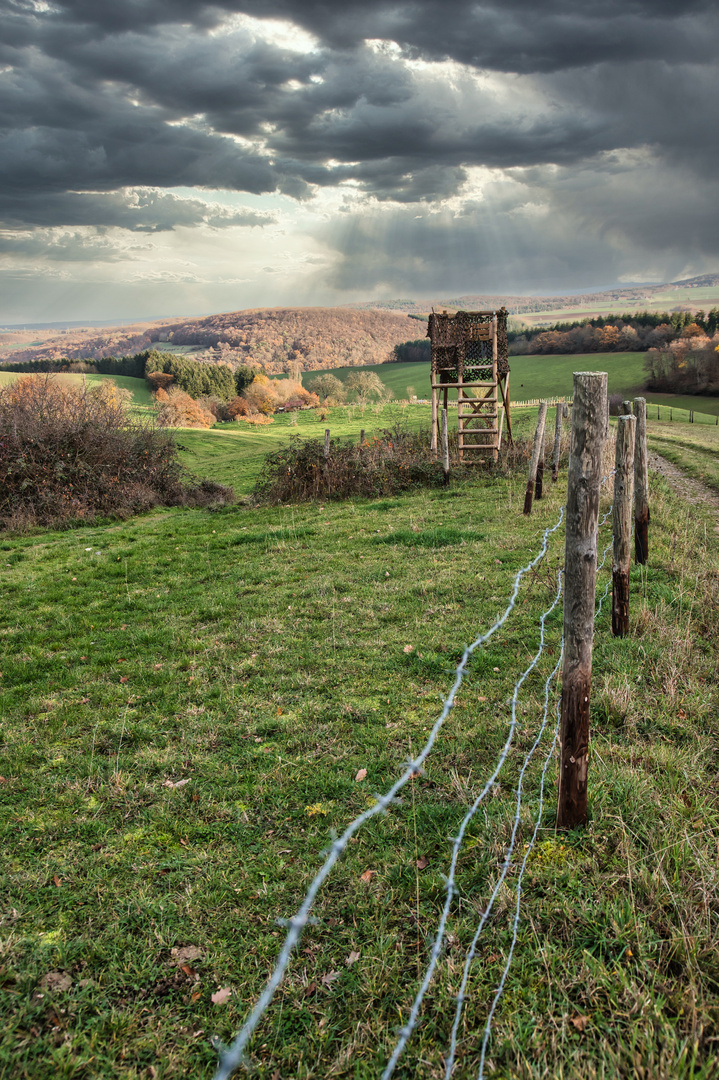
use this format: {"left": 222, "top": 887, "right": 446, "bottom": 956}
{"left": 441, "top": 408, "right": 450, "bottom": 486}
{"left": 612, "top": 415, "right": 636, "bottom": 637}
{"left": 523, "top": 402, "right": 548, "bottom": 514}
{"left": 633, "top": 397, "right": 649, "bottom": 565}
{"left": 557, "top": 371, "right": 607, "bottom": 830}
{"left": 551, "top": 402, "right": 564, "bottom": 482}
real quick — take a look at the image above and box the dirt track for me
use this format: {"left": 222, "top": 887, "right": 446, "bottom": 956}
{"left": 649, "top": 451, "right": 719, "bottom": 534}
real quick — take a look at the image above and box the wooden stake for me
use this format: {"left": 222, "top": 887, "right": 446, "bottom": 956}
{"left": 551, "top": 402, "right": 564, "bottom": 482}
{"left": 622, "top": 400, "right": 633, "bottom": 415}
{"left": 523, "top": 402, "right": 548, "bottom": 515}
{"left": 441, "top": 408, "right": 450, "bottom": 485}
{"left": 612, "top": 415, "right": 636, "bottom": 637}
{"left": 633, "top": 397, "right": 649, "bottom": 565}
{"left": 431, "top": 388, "right": 438, "bottom": 453}
{"left": 324, "top": 428, "right": 330, "bottom": 461}
{"left": 359, "top": 429, "right": 365, "bottom": 446}
{"left": 557, "top": 371, "right": 608, "bottom": 830}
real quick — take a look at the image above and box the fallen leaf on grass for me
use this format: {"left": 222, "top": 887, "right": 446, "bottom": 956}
{"left": 163, "top": 778, "right": 191, "bottom": 789}
{"left": 211, "top": 987, "right": 232, "bottom": 1005}
{"left": 346, "top": 951, "right": 360, "bottom": 966}
{"left": 304, "top": 981, "right": 318, "bottom": 996}
{"left": 321, "top": 970, "right": 340, "bottom": 988}
{"left": 53, "top": 875, "right": 62, "bottom": 887}
{"left": 39, "top": 972, "right": 72, "bottom": 993}
{"left": 119, "top": 676, "right": 128, "bottom": 683}
{"left": 416, "top": 856, "right": 429, "bottom": 870}
{"left": 570, "top": 1015, "right": 590, "bottom": 1032}
{"left": 359, "top": 869, "right": 376, "bottom": 883}
{"left": 355, "top": 768, "right": 367, "bottom": 782}
{"left": 403, "top": 644, "right": 414, "bottom": 653}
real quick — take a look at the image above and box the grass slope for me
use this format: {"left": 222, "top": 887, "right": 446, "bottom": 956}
{"left": 647, "top": 421, "right": 719, "bottom": 495}
{"left": 0, "top": 371, "right": 153, "bottom": 409}
{"left": 1, "top": 455, "right": 718, "bottom": 1079}
{"left": 306, "top": 353, "right": 719, "bottom": 417}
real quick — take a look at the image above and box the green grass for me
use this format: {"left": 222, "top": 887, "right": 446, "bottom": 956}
{"left": 1, "top": 442, "right": 719, "bottom": 1078}
{"left": 177, "top": 404, "right": 432, "bottom": 494}
{"left": 646, "top": 421, "right": 719, "bottom": 495}
{"left": 306, "top": 353, "right": 719, "bottom": 418}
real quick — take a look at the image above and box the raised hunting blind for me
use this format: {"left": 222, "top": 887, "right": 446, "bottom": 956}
{"left": 427, "top": 308, "right": 512, "bottom": 461}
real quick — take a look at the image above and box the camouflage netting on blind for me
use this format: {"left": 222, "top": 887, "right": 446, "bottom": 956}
{"left": 427, "top": 309, "right": 509, "bottom": 382}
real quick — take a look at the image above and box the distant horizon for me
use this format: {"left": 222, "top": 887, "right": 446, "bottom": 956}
{"left": 3, "top": 272, "right": 719, "bottom": 332}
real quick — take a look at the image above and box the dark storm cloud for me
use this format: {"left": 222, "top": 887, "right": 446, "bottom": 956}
{"left": 0, "top": 189, "right": 274, "bottom": 231}
{"left": 0, "top": 0, "right": 717, "bottom": 276}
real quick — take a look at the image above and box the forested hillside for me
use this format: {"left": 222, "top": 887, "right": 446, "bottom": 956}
{"left": 0, "top": 308, "right": 418, "bottom": 375}
{"left": 148, "top": 307, "right": 417, "bottom": 373}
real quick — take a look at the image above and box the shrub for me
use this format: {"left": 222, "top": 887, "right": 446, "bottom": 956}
{"left": 253, "top": 423, "right": 447, "bottom": 503}
{"left": 0, "top": 374, "right": 233, "bottom": 528}
{"left": 156, "top": 388, "right": 215, "bottom": 428}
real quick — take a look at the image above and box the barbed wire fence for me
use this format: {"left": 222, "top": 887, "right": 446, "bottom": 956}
{"left": 214, "top": 446, "right": 619, "bottom": 1080}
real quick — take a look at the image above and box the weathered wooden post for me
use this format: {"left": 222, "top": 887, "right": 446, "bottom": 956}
{"left": 536, "top": 428, "right": 546, "bottom": 500}
{"left": 523, "top": 402, "right": 548, "bottom": 514}
{"left": 431, "top": 392, "right": 438, "bottom": 454}
{"left": 441, "top": 408, "right": 450, "bottom": 486}
{"left": 557, "top": 372, "right": 608, "bottom": 830}
{"left": 622, "top": 401, "right": 633, "bottom": 415}
{"left": 324, "top": 428, "right": 330, "bottom": 461}
{"left": 612, "top": 415, "right": 636, "bottom": 637}
{"left": 633, "top": 397, "right": 649, "bottom": 565}
{"left": 359, "top": 429, "right": 365, "bottom": 446}
{"left": 551, "top": 403, "right": 566, "bottom": 482}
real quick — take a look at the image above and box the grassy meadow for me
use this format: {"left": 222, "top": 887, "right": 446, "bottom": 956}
{"left": 2, "top": 400, "right": 719, "bottom": 1078}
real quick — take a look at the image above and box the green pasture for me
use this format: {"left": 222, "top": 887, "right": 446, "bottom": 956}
{"left": 1, "top": 442, "right": 718, "bottom": 1078}
{"left": 306, "top": 351, "right": 719, "bottom": 414}
{"left": 646, "top": 420, "right": 719, "bottom": 495}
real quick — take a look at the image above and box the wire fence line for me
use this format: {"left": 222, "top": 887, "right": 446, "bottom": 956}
{"left": 443, "top": 637, "right": 565, "bottom": 1078}
{"left": 214, "top": 508, "right": 568, "bottom": 1080}
{"left": 476, "top": 681, "right": 564, "bottom": 1079}
{"left": 382, "top": 572, "right": 565, "bottom": 1079}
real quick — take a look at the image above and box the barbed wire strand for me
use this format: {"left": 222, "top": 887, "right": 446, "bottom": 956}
{"left": 473, "top": 528, "right": 616, "bottom": 1078}
{"left": 476, "top": 685, "right": 563, "bottom": 1080}
{"left": 443, "top": 647, "right": 563, "bottom": 1079}
{"left": 213, "top": 507, "right": 567, "bottom": 1080}
{"left": 382, "top": 571, "right": 564, "bottom": 1080}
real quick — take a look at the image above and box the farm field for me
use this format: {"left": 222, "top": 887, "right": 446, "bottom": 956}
{"left": 1, "top": 426, "right": 718, "bottom": 1078}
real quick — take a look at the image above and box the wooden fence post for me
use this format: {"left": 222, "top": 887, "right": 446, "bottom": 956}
{"left": 551, "top": 402, "right": 564, "bottom": 482}
{"left": 557, "top": 372, "right": 608, "bottom": 830}
{"left": 622, "top": 401, "right": 633, "bottom": 415}
{"left": 536, "top": 427, "right": 546, "bottom": 500}
{"left": 441, "top": 408, "right": 450, "bottom": 485}
{"left": 359, "top": 429, "right": 365, "bottom": 446}
{"left": 324, "top": 429, "right": 330, "bottom": 461}
{"left": 431, "top": 391, "right": 438, "bottom": 454}
{"left": 633, "top": 397, "right": 649, "bottom": 565}
{"left": 612, "top": 415, "right": 636, "bottom": 637}
{"left": 523, "top": 402, "right": 548, "bottom": 515}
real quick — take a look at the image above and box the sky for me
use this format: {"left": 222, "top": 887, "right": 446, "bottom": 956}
{"left": 1, "top": 0, "right": 718, "bottom": 323}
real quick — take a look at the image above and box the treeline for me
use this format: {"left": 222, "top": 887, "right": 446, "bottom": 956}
{"left": 645, "top": 340, "right": 719, "bottom": 397}
{"left": 387, "top": 339, "right": 431, "bottom": 363}
{"left": 509, "top": 309, "right": 719, "bottom": 355}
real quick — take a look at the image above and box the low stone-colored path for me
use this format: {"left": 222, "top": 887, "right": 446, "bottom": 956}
{"left": 649, "top": 451, "right": 719, "bottom": 534}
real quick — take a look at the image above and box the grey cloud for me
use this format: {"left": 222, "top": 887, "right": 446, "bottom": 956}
{"left": 0, "top": 189, "right": 275, "bottom": 231}
{"left": 0, "top": 0, "right": 717, "bottom": 287}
